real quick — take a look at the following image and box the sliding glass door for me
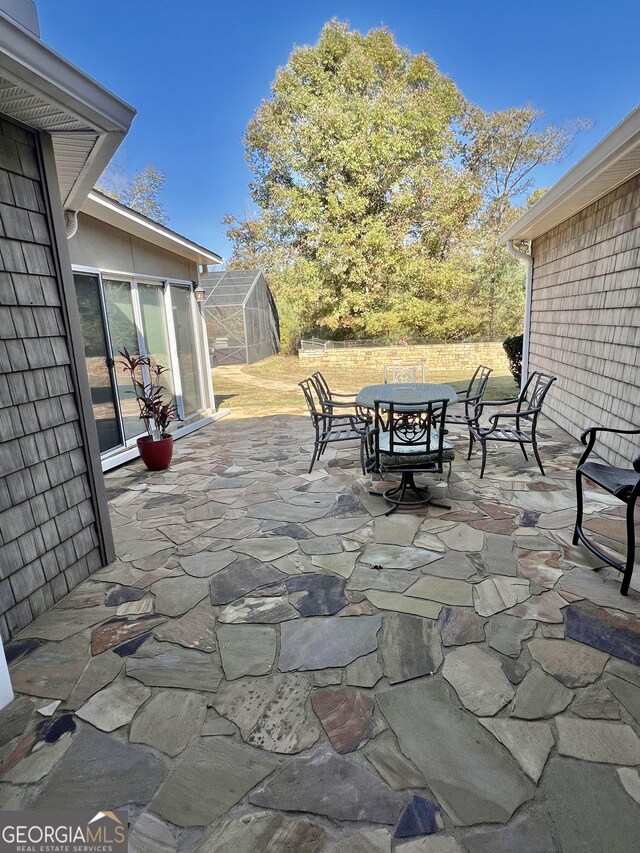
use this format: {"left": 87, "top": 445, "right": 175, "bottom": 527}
{"left": 73, "top": 273, "right": 122, "bottom": 454}
{"left": 74, "top": 272, "right": 205, "bottom": 461}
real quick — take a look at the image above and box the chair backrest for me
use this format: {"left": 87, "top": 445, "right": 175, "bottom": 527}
{"left": 299, "top": 378, "right": 321, "bottom": 419}
{"left": 312, "top": 371, "right": 332, "bottom": 402}
{"left": 375, "top": 399, "right": 449, "bottom": 470}
{"left": 465, "top": 364, "right": 493, "bottom": 400}
{"left": 520, "top": 371, "right": 557, "bottom": 414}
{"left": 384, "top": 361, "right": 426, "bottom": 384}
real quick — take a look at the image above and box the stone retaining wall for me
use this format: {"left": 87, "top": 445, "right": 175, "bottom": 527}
{"left": 298, "top": 342, "right": 510, "bottom": 374}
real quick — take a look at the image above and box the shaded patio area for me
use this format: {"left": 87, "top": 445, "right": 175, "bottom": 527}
{"left": 1, "top": 408, "right": 640, "bottom": 852}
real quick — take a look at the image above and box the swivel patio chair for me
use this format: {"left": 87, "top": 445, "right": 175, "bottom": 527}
{"left": 383, "top": 361, "right": 426, "bottom": 384}
{"left": 444, "top": 364, "right": 493, "bottom": 431}
{"left": 299, "top": 378, "right": 373, "bottom": 474}
{"left": 467, "top": 371, "right": 556, "bottom": 478}
{"left": 373, "top": 398, "right": 455, "bottom": 515}
{"left": 573, "top": 426, "right": 640, "bottom": 596}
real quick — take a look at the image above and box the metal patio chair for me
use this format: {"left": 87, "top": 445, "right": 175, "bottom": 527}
{"left": 444, "top": 364, "right": 493, "bottom": 431}
{"left": 312, "top": 371, "right": 367, "bottom": 419}
{"left": 299, "top": 378, "right": 372, "bottom": 473}
{"left": 467, "top": 371, "right": 556, "bottom": 478}
{"left": 383, "top": 361, "right": 426, "bottom": 384}
{"left": 373, "top": 398, "right": 455, "bottom": 515}
{"left": 573, "top": 426, "right": 640, "bottom": 596}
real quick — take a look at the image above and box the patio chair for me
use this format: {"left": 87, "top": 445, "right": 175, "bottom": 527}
{"left": 573, "top": 426, "right": 640, "bottom": 596}
{"left": 384, "top": 361, "right": 426, "bottom": 384}
{"left": 444, "top": 364, "right": 493, "bottom": 431}
{"left": 373, "top": 398, "right": 455, "bottom": 515}
{"left": 299, "top": 378, "right": 373, "bottom": 474}
{"left": 312, "top": 371, "right": 367, "bottom": 418}
{"left": 467, "top": 371, "right": 556, "bottom": 478}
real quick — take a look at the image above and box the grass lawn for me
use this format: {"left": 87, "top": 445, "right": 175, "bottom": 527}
{"left": 213, "top": 354, "right": 518, "bottom": 409}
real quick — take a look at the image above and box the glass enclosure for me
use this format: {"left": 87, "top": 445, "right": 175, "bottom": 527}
{"left": 73, "top": 272, "right": 209, "bottom": 462}
{"left": 200, "top": 270, "right": 280, "bottom": 365}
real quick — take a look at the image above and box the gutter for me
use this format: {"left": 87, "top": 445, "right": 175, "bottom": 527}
{"left": 507, "top": 240, "right": 532, "bottom": 390}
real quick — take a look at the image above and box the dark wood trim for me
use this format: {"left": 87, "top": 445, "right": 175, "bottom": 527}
{"left": 36, "top": 132, "right": 115, "bottom": 565}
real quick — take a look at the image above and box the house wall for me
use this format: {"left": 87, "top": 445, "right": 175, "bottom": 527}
{"left": 0, "top": 120, "right": 112, "bottom": 642}
{"left": 69, "top": 212, "right": 198, "bottom": 282}
{"left": 530, "top": 173, "right": 640, "bottom": 466}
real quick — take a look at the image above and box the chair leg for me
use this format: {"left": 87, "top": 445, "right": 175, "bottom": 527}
{"left": 621, "top": 499, "right": 637, "bottom": 596}
{"left": 467, "top": 431, "right": 475, "bottom": 460}
{"left": 532, "top": 440, "right": 545, "bottom": 476}
{"left": 519, "top": 441, "right": 528, "bottom": 461}
{"left": 573, "top": 471, "right": 584, "bottom": 546}
{"left": 309, "top": 443, "right": 320, "bottom": 474}
{"left": 479, "top": 439, "right": 488, "bottom": 479}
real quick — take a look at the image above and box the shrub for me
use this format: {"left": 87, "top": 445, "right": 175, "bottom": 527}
{"left": 503, "top": 334, "right": 523, "bottom": 385}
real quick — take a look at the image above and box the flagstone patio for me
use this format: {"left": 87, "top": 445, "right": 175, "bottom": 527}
{"left": 1, "top": 409, "right": 640, "bottom": 852}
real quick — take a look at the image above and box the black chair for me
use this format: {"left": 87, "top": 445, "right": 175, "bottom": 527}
{"left": 299, "top": 378, "right": 372, "bottom": 473}
{"left": 373, "top": 398, "right": 455, "bottom": 515}
{"left": 467, "top": 371, "right": 556, "bottom": 478}
{"left": 573, "top": 426, "right": 640, "bottom": 596}
{"left": 444, "top": 364, "right": 493, "bottom": 430}
{"left": 312, "top": 371, "right": 368, "bottom": 421}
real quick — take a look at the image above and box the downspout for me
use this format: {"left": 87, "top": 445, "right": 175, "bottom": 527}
{"left": 507, "top": 239, "right": 532, "bottom": 390}
{"left": 64, "top": 209, "right": 78, "bottom": 239}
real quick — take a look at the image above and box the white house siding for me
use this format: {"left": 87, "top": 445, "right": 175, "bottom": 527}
{"left": 529, "top": 173, "right": 640, "bottom": 467}
{"left": 70, "top": 213, "right": 198, "bottom": 282}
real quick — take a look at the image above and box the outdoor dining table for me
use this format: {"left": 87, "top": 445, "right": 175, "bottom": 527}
{"left": 355, "top": 382, "right": 459, "bottom": 409}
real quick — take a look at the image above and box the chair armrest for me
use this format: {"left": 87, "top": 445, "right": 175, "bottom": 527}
{"left": 580, "top": 426, "right": 640, "bottom": 444}
{"left": 316, "top": 412, "right": 371, "bottom": 433}
{"left": 578, "top": 426, "right": 640, "bottom": 469}
{"left": 488, "top": 407, "right": 538, "bottom": 425}
{"left": 329, "top": 391, "right": 358, "bottom": 399}
{"left": 478, "top": 397, "right": 521, "bottom": 408}
{"left": 474, "top": 397, "right": 520, "bottom": 417}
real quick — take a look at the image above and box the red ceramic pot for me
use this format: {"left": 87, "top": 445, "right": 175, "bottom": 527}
{"left": 137, "top": 435, "right": 174, "bottom": 471}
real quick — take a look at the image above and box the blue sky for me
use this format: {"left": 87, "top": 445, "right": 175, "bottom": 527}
{"left": 39, "top": 0, "right": 639, "bottom": 259}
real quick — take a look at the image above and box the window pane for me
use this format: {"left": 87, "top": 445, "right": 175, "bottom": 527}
{"left": 73, "top": 273, "right": 122, "bottom": 453}
{"left": 103, "top": 279, "right": 142, "bottom": 441}
{"left": 138, "top": 282, "right": 173, "bottom": 395}
{"left": 170, "top": 285, "right": 200, "bottom": 415}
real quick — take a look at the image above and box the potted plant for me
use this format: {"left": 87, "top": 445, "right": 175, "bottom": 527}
{"left": 118, "top": 348, "right": 182, "bottom": 471}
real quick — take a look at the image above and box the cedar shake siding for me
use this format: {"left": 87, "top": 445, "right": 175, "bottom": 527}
{"left": 0, "top": 119, "right": 107, "bottom": 641}
{"left": 529, "top": 173, "right": 640, "bottom": 468}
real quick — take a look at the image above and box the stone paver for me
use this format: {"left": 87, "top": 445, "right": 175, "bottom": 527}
{"left": 442, "top": 646, "right": 514, "bottom": 716}
{"left": 129, "top": 689, "right": 206, "bottom": 756}
{"left": 150, "top": 737, "right": 276, "bottom": 826}
{"left": 279, "top": 615, "right": 382, "bottom": 670}
{"left": 76, "top": 680, "right": 150, "bottom": 732}
{"left": 213, "top": 673, "right": 320, "bottom": 753}
{"left": 195, "top": 811, "right": 326, "bottom": 853}
{"left": 249, "top": 748, "right": 405, "bottom": 824}
{"left": 3, "top": 410, "right": 639, "bottom": 846}
{"left": 311, "top": 687, "right": 375, "bottom": 753}
{"left": 378, "top": 677, "right": 533, "bottom": 825}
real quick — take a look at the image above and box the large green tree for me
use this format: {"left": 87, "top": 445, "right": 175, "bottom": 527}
{"left": 227, "top": 20, "right": 589, "bottom": 350}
